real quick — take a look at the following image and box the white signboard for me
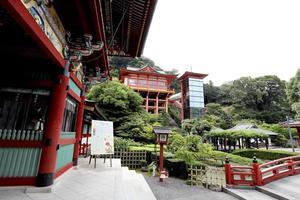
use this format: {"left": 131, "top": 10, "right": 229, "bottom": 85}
{"left": 91, "top": 120, "right": 114, "bottom": 155}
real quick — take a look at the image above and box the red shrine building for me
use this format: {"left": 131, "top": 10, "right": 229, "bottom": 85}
{"left": 119, "top": 66, "right": 177, "bottom": 114}
{"left": 0, "top": 0, "right": 156, "bottom": 187}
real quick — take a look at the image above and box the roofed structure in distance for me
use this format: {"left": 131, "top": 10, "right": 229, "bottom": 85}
{"left": 229, "top": 124, "right": 279, "bottom": 136}
{"left": 119, "top": 66, "right": 177, "bottom": 114}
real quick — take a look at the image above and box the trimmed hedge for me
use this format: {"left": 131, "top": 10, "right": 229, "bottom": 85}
{"left": 232, "top": 149, "right": 300, "bottom": 160}
{"left": 210, "top": 151, "right": 261, "bottom": 165}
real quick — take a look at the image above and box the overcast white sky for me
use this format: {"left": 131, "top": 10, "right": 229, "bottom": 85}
{"left": 143, "top": 0, "right": 300, "bottom": 85}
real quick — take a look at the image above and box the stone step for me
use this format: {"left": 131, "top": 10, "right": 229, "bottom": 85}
{"left": 224, "top": 188, "right": 278, "bottom": 200}
{"left": 256, "top": 186, "right": 293, "bottom": 200}
{"left": 134, "top": 173, "right": 156, "bottom": 200}
{"left": 117, "top": 168, "right": 156, "bottom": 200}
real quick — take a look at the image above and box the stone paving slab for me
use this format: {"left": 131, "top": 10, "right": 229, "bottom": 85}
{"left": 261, "top": 175, "right": 300, "bottom": 200}
{"left": 143, "top": 174, "right": 237, "bottom": 200}
{"left": 224, "top": 188, "right": 277, "bottom": 200}
{"left": 0, "top": 159, "right": 155, "bottom": 200}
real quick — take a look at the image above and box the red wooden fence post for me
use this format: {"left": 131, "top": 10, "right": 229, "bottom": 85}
{"left": 288, "top": 158, "right": 295, "bottom": 175}
{"left": 224, "top": 156, "right": 233, "bottom": 185}
{"left": 252, "top": 156, "right": 262, "bottom": 186}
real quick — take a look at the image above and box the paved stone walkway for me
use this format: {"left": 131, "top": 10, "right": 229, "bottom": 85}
{"left": 0, "top": 158, "right": 155, "bottom": 200}
{"left": 143, "top": 175, "right": 237, "bottom": 200}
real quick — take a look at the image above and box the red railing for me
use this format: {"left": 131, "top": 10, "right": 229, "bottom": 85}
{"left": 225, "top": 156, "right": 300, "bottom": 186}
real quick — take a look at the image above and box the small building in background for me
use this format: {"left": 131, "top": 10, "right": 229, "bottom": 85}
{"left": 229, "top": 124, "right": 279, "bottom": 147}
{"left": 119, "top": 66, "right": 177, "bottom": 114}
{"left": 179, "top": 72, "right": 208, "bottom": 119}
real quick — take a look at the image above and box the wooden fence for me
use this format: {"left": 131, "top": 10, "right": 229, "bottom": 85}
{"left": 112, "top": 149, "right": 147, "bottom": 169}
{"left": 189, "top": 165, "right": 226, "bottom": 190}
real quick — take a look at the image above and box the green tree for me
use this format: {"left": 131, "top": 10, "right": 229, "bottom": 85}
{"left": 181, "top": 118, "right": 212, "bottom": 135}
{"left": 127, "top": 56, "right": 159, "bottom": 69}
{"left": 287, "top": 69, "right": 300, "bottom": 118}
{"left": 204, "top": 81, "right": 221, "bottom": 104}
{"left": 217, "top": 75, "right": 291, "bottom": 123}
{"left": 87, "top": 80, "right": 144, "bottom": 129}
{"left": 114, "top": 112, "right": 159, "bottom": 142}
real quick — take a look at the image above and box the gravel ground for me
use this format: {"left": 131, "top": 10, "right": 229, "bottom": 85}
{"left": 143, "top": 175, "right": 237, "bottom": 200}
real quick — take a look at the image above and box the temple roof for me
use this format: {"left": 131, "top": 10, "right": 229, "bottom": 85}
{"left": 119, "top": 66, "right": 177, "bottom": 82}
{"left": 127, "top": 65, "right": 166, "bottom": 74}
{"left": 104, "top": 0, "right": 158, "bottom": 57}
{"left": 179, "top": 71, "right": 208, "bottom": 81}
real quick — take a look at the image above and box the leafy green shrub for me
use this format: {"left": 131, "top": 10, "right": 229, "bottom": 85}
{"left": 259, "top": 123, "right": 297, "bottom": 139}
{"left": 211, "top": 151, "right": 258, "bottom": 165}
{"left": 185, "top": 134, "right": 202, "bottom": 152}
{"left": 168, "top": 133, "right": 185, "bottom": 153}
{"left": 232, "top": 149, "right": 299, "bottom": 160}
{"left": 274, "top": 134, "right": 288, "bottom": 147}
{"left": 114, "top": 137, "right": 141, "bottom": 149}
{"left": 175, "top": 150, "right": 198, "bottom": 165}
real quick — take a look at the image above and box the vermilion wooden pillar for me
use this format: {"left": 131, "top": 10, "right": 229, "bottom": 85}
{"left": 36, "top": 74, "right": 69, "bottom": 187}
{"left": 73, "top": 95, "right": 85, "bottom": 166}
{"left": 146, "top": 92, "right": 149, "bottom": 112}
{"left": 165, "top": 94, "right": 169, "bottom": 113}
{"left": 297, "top": 127, "right": 300, "bottom": 146}
{"left": 180, "top": 81, "right": 184, "bottom": 120}
{"left": 155, "top": 93, "right": 159, "bottom": 114}
{"left": 159, "top": 143, "right": 164, "bottom": 182}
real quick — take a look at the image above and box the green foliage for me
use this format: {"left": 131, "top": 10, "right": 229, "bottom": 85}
{"left": 165, "top": 69, "right": 180, "bottom": 93}
{"left": 207, "top": 130, "right": 269, "bottom": 140}
{"left": 108, "top": 56, "right": 132, "bottom": 68}
{"left": 168, "top": 105, "right": 181, "bottom": 126}
{"left": 175, "top": 150, "right": 198, "bottom": 165}
{"left": 115, "top": 112, "right": 160, "bottom": 142}
{"left": 259, "top": 123, "right": 297, "bottom": 138}
{"left": 204, "top": 81, "right": 221, "bottom": 104}
{"left": 185, "top": 134, "right": 202, "bottom": 152}
{"left": 210, "top": 151, "right": 258, "bottom": 165}
{"left": 88, "top": 81, "right": 162, "bottom": 141}
{"left": 127, "top": 56, "right": 157, "bottom": 69}
{"left": 110, "top": 67, "right": 119, "bottom": 78}
{"left": 159, "top": 111, "right": 178, "bottom": 127}
{"left": 204, "top": 76, "right": 292, "bottom": 123}
{"left": 232, "top": 149, "right": 299, "bottom": 160}
{"left": 287, "top": 69, "right": 300, "bottom": 118}
{"left": 181, "top": 118, "right": 212, "bottom": 135}
{"left": 114, "top": 137, "right": 141, "bottom": 149}
{"left": 87, "top": 80, "right": 143, "bottom": 115}
{"left": 109, "top": 56, "right": 157, "bottom": 70}
{"left": 273, "top": 134, "right": 288, "bottom": 147}
{"left": 204, "top": 104, "right": 234, "bottom": 129}
{"left": 169, "top": 134, "right": 214, "bottom": 165}
{"left": 168, "top": 133, "right": 185, "bottom": 154}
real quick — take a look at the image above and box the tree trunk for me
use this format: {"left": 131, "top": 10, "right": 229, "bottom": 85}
{"left": 246, "top": 139, "right": 250, "bottom": 148}
{"left": 220, "top": 138, "right": 223, "bottom": 149}
{"left": 256, "top": 139, "right": 259, "bottom": 149}
{"left": 265, "top": 139, "right": 269, "bottom": 149}
{"left": 238, "top": 138, "right": 241, "bottom": 149}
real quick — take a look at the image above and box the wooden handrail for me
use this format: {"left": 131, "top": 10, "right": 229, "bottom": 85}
{"left": 225, "top": 156, "right": 300, "bottom": 186}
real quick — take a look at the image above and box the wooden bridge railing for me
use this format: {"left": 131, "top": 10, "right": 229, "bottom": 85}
{"left": 225, "top": 156, "right": 300, "bottom": 186}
